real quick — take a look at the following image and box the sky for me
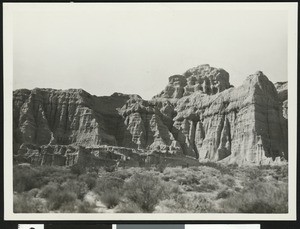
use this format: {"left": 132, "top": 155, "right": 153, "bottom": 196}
{"left": 12, "top": 3, "right": 288, "bottom": 100}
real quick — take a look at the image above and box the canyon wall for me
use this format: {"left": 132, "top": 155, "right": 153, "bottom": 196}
{"left": 13, "top": 64, "right": 288, "bottom": 166}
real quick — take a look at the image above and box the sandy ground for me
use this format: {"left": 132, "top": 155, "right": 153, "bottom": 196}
{"left": 84, "top": 191, "right": 116, "bottom": 213}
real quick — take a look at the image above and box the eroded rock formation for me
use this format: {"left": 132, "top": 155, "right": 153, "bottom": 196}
{"left": 154, "top": 64, "right": 232, "bottom": 99}
{"left": 275, "top": 82, "right": 288, "bottom": 119}
{"left": 164, "top": 71, "right": 288, "bottom": 164}
{"left": 13, "top": 65, "right": 288, "bottom": 166}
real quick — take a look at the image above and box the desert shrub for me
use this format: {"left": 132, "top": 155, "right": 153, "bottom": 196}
{"left": 195, "top": 177, "right": 220, "bottom": 192}
{"left": 58, "top": 201, "right": 77, "bottom": 213}
{"left": 259, "top": 164, "right": 273, "bottom": 170}
{"left": 14, "top": 194, "right": 47, "bottom": 213}
{"left": 61, "top": 179, "right": 88, "bottom": 200}
{"left": 220, "top": 181, "right": 288, "bottom": 213}
{"left": 234, "top": 187, "right": 242, "bottom": 192}
{"left": 274, "top": 165, "right": 288, "bottom": 180}
{"left": 216, "top": 189, "right": 234, "bottom": 199}
{"left": 155, "top": 193, "right": 215, "bottom": 213}
{"left": 245, "top": 167, "right": 264, "bottom": 180}
{"left": 13, "top": 165, "right": 76, "bottom": 193}
{"left": 227, "top": 163, "right": 239, "bottom": 169}
{"left": 79, "top": 172, "right": 97, "bottom": 190}
{"left": 45, "top": 169, "right": 76, "bottom": 184}
{"left": 56, "top": 199, "right": 96, "bottom": 213}
{"left": 13, "top": 166, "right": 42, "bottom": 192}
{"left": 104, "top": 165, "right": 116, "bottom": 172}
{"left": 163, "top": 181, "right": 183, "bottom": 199}
{"left": 161, "top": 176, "right": 170, "bottom": 182}
{"left": 199, "top": 161, "right": 232, "bottom": 175}
{"left": 47, "top": 190, "right": 77, "bottom": 210}
{"left": 100, "top": 190, "right": 121, "bottom": 209}
{"left": 27, "top": 188, "right": 40, "bottom": 198}
{"left": 163, "top": 167, "right": 187, "bottom": 181}
{"left": 35, "top": 165, "right": 70, "bottom": 178}
{"left": 109, "top": 169, "right": 136, "bottom": 181}
{"left": 162, "top": 166, "right": 223, "bottom": 193}
{"left": 220, "top": 174, "right": 236, "bottom": 187}
{"left": 70, "top": 164, "right": 86, "bottom": 176}
{"left": 177, "top": 173, "right": 199, "bottom": 185}
{"left": 31, "top": 166, "right": 74, "bottom": 185}
{"left": 163, "top": 167, "right": 198, "bottom": 185}
{"left": 123, "top": 172, "right": 167, "bottom": 212}
{"left": 94, "top": 175, "right": 124, "bottom": 195}
{"left": 76, "top": 200, "right": 96, "bottom": 213}
{"left": 38, "top": 182, "right": 60, "bottom": 198}
{"left": 189, "top": 166, "right": 201, "bottom": 172}
{"left": 155, "top": 160, "right": 168, "bottom": 173}
{"left": 116, "top": 201, "right": 143, "bottom": 213}
{"left": 93, "top": 174, "right": 125, "bottom": 209}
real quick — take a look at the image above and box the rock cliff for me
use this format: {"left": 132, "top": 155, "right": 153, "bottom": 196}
{"left": 13, "top": 88, "right": 135, "bottom": 150}
{"left": 274, "top": 82, "right": 288, "bottom": 119}
{"left": 154, "top": 64, "right": 232, "bottom": 99}
{"left": 163, "top": 71, "right": 288, "bottom": 164}
{"left": 13, "top": 65, "right": 288, "bottom": 166}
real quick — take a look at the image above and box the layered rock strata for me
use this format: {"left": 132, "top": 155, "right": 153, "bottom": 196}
{"left": 163, "top": 71, "right": 288, "bottom": 164}
{"left": 13, "top": 65, "right": 288, "bottom": 166}
{"left": 14, "top": 143, "right": 200, "bottom": 168}
{"left": 154, "top": 64, "right": 231, "bottom": 99}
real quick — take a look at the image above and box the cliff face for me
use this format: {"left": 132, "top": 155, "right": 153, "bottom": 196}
{"left": 165, "top": 71, "right": 288, "bottom": 164}
{"left": 274, "top": 82, "right": 288, "bottom": 119}
{"left": 13, "top": 89, "right": 135, "bottom": 150}
{"left": 154, "top": 64, "right": 231, "bottom": 99}
{"left": 13, "top": 65, "right": 288, "bottom": 166}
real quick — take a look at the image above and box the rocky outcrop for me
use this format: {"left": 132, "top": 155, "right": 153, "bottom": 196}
{"left": 14, "top": 143, "right": 200, "bottom": 168}
{"left": 274, "top": 81, "right": 288, "bottom": 160}
{"left": 13, "top": 88, "right": 136, "bottom": 151}
{"left": 275, "top": 82, "right": 288, "bottom": 119}
{"left": 13, "top": 65, "right": 288, "bottom": 166}
{"left": 118, "top": 97, "right": 178, "bottom": 152}
{"left": 154, "top": 64, "right": 231, "bottom": 99}
{"left": 170, "top": 71, "right": 288, "bottom": 164}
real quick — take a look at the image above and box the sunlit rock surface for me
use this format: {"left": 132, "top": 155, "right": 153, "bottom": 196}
{"left": 13, "top": 65, "right": 288, "bottom": 166}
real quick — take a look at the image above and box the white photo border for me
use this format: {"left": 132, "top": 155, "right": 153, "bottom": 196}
{"left": 3, "top": 2, "right": 298, "bottom": 221}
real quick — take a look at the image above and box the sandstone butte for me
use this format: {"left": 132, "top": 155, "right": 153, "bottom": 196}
{"left": 13, "top": 64, "right": 288, "bottom": 167}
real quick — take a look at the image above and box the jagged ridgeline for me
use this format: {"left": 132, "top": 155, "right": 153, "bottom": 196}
{"left": 13, "top": 64, "right": 288, "bottom": 167}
